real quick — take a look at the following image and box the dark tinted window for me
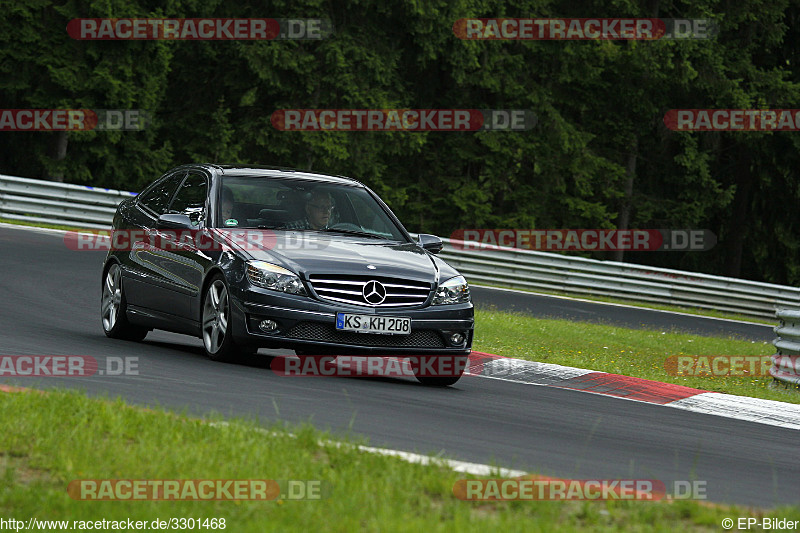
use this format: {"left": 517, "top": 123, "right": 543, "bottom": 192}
{"left": 138, "top": 172, "right": 185, "bottom": 215}
{"left": 220, "top": 175, "right": 406, "bottom": 240}
{"left": 168, "top": 172, "right": 208, "bottom": 223}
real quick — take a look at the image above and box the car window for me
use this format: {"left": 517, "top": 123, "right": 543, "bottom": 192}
{"left": 347, "top": 192, "right": 397, "bottom": 236}
{"left": 220, "top": 175, "right": 407, "bottom": 240}
{"left": 168, "top": 172, "right": 208, "bottom": 224}
{"left": 138, "top": 172, "right": 185, "bottom": 216}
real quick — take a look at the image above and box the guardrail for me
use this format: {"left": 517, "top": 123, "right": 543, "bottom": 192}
{"left": 0, "top": 174, "right": 136, "bottom": 229}
{"left": 1, "top": 173, "right": 798, "bottom": 319}
{"left": 772, "top": 309, "right": 800, "bottom": 385}
{"left": 439, "top": 240, "right": 800, "bottom": 320}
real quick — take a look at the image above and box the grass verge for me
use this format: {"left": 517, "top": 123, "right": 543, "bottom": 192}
{"left": 2, "top": 389, "right": 797, "bottom": 532}
{"left": 472, "top": 282, "right": 775, "bottom": 326}
{"left": 0, "top": 217, "right": 101, "bottom": 233}
{"left": 473, "top": 308, "right": 799, "bottom": 404}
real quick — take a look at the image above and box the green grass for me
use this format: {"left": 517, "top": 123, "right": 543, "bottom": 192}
{"left": 473, "top": 307, "right": 799, "bottom": 403}
{"left": 472, "top": 282, "right": 775, "bottom": 325}
{"left": 2, "top": 389, "right": 796, "bottom": 532}
{"left": 0, "top": 216, "right": 100, "bottom": 233}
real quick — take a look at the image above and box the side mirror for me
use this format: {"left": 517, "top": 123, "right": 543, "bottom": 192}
{"left": 157, "top": 213, "right": 194, "bottom": 230}
{"left": 417, "top": 234, "right": 443, "bottom": 254}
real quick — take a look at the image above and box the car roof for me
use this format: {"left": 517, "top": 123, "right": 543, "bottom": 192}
{"left": 184, "top": 163, "right": 366, "bottom": 187}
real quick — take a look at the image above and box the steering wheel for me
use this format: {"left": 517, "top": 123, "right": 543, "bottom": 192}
{"left": 329, "top": 222, "right": 363, "bottom": 232}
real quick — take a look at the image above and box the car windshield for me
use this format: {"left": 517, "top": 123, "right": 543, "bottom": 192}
{"left": 218, "top": 175, "right": 407, "bottom": 242}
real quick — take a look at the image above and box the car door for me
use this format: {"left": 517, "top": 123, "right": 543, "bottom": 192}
{"left": 129, "top": 171, "right": 210, "bottom": 319}
{"left": 123, "top": 170, "right": 186, "bottom": 311}
{"left": 153, "top": 170, "right": 212, "bottom": 320}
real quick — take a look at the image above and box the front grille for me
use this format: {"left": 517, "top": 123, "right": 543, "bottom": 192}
{"left": 288, "top": 322, "right": 445, "bottom": 348}
{"left": 308, "top": 275, "right": 431, "bottom": 307}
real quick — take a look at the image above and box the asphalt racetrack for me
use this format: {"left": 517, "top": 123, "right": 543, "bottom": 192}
{"left": 0, "top": 225, "right": 794, "bottom": 507}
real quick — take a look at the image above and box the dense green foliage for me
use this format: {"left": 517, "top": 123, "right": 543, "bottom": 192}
{"left": 2, "top": 0, "right": 799, "bottom": 283}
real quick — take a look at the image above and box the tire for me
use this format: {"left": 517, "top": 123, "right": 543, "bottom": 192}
{"left": 409, "top": 355, "right": 468, "bottom": 387}
{"left": 202, "top": 274, "right": 246, "bottom": 362}
{"left": 101, "top": 263, "right": 149, "bottom": 341}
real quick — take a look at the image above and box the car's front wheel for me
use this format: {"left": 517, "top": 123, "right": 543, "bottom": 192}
{"left": 101, "top": 263, "right": 149, "bottom": 341}
{"left": 202, "top": 275, "right": 249, "bottom": 362}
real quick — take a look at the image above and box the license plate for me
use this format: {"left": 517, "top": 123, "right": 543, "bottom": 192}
{"left": 336, "top": 313, "right": 411, "bottom": 335}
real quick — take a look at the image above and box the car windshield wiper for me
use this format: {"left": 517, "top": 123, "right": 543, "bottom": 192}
{"left": 325, "top": 228, "right": 396, "bottom": 240}
{"left": 220, "top": 224, "right": 283, "bottom": 230}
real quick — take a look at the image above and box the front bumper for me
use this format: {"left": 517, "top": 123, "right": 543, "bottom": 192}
{"left": 228, "top": 285, "right": 474, "bottom": 355}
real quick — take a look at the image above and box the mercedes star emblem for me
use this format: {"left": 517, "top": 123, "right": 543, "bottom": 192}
{"left": 362, "top": 280, "right": 387, "bottom": 305}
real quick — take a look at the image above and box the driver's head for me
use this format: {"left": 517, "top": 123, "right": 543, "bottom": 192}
{"left": 305, "top": 190, "right": 334, "bottom": 230}
{"left": 221, "top": 187, "right": 234, "bottom": 222}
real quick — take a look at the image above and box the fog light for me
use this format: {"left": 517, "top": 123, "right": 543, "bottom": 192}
{"left": 259, "top": 319, "right": 278, "bottom": 332}
{"left": 450, "top": 332, "right": 465, "bottom": 345}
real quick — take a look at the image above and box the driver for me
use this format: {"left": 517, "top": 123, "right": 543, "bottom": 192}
{"left": 284, "top": 190, "right": 335, "bottom": 230}
{"left": 221, "top": 187, "right": 235, "bottom": 224}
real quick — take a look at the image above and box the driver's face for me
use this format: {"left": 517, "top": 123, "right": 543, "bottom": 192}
{"left": 306, "top": 196, "right": 333, "bottom": 229}
{"left": 222, "top": 200, "right": 233, "bottom": 221}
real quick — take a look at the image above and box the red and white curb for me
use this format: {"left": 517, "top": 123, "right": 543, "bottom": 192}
{"left": 466, "top": 352, "right": 800, "bottom": 431}
{"left": 269, "top": 351, "right": 800, "bottom": 430}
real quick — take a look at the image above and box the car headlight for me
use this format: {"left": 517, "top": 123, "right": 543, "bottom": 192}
{"left": 246, "top": 261, "right": 307, "bottom": 296}
{"left": 432, "top": 275, "right": 470, "bottom": 305}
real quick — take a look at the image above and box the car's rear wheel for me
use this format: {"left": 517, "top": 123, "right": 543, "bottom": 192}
{"left": 409, "top": 355, "right": 468, "bottom": 387}
{"left": 101, "top": 263, "right": 148, "bottom": 341}
{"left": 202, "top": 275, "right": 248, "bottom": 362}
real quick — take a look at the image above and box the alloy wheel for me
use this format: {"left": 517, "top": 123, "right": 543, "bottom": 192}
{"left": 101, "top": 264, "right": 123, "bottom": 332}
{"left": 202, "top": 280, "right": 229, "bottom": 354}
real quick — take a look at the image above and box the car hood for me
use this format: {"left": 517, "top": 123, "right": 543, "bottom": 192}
{"left": 231, "top": 231, "right": 460, "bottom": 283}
